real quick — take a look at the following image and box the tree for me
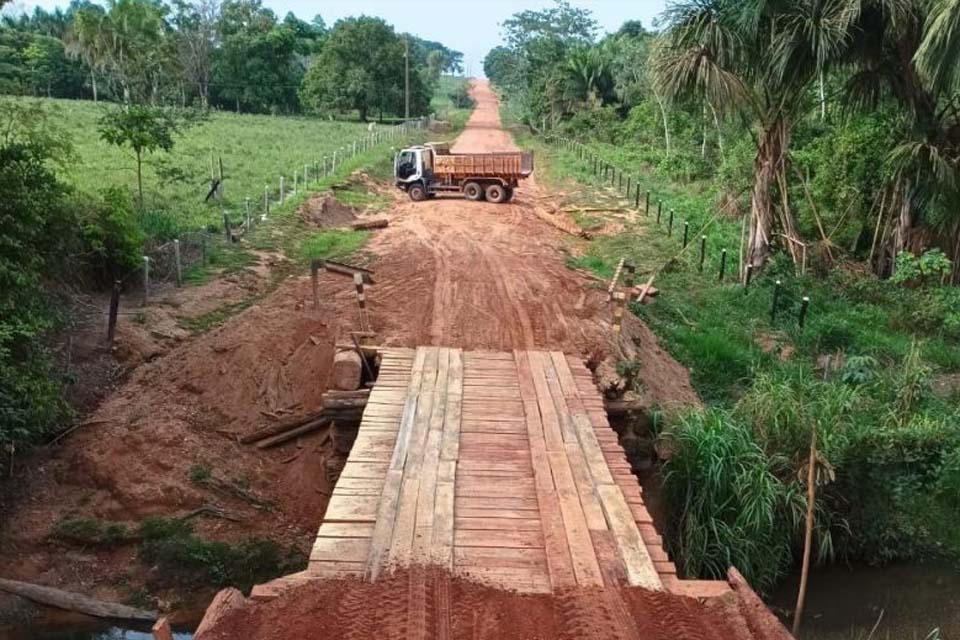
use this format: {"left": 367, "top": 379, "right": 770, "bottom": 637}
{"left": 98, "top": 105, "right": 184, "bottom": 209}
{"left": 300, "top": 16, "right": 428, "bottom": 122}
{"left": 653, "top": 0, "right": 857, "bottom": 270}
{"left": 63, "top": 4, "right": 109, "bottom": 101}
{"left": 171, "top": 0, "right": 219, "bottom": 107}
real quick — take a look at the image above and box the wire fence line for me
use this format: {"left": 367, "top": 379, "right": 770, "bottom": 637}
{"left": 101, "top": 117, "right": 430, "bottom": 341}
{"left": 544, "top": 133, "right": 814, "bottom": 331}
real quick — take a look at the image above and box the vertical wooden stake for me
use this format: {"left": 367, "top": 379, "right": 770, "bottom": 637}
{"left": 624, "top": 261, "right": 636, "bottom": 302}
{"left": 798, "top": 296, "right": 810, "bottom": 327}
{"left": 310, "top": 259, "right": 320, "bottom": 311}
{"left": 354, "top": 272, "right": 367, "bottom": 332}
{"left": 745, "top": 263, "right": 754, "bottom": 287}
{"left": 698, "top": 235, "right": 706, "bottom": 271}
{"left": 279, "top": 176, "right": 284, "bottom": 203}
{"left": 173, "top": 239, "right": 182, "bottom": 287}
{"left": 668, "top": 210, "right": 674, "bottom": 236}
{"left": 657, "top": 201, "right": 662, "bottom": 224}
{"left": 142, "top": 256, "right": 150, "bottom": 304}
{"left": 223, "top": 212, "right": 232, "bottom": 242}
{"left": 107, "top": 280, "right": 120, "bottom": 343}
{"left": 682, "top": 221, "right": 689, "bottom": 247}
{"left": 626, "top": 175, "right": 632, "bottom": 198}
{"left": 201, "top": 233, "right": 207, "bottom": 266}
{"left": 719, "top": 249, "right": 727, "bottom": 282}
{"left": 612, "top": 291, "right": 626, "bottom": 335}
{"left": 771, "top": 280, "right": 782, "bottom": 322}
{"left": 634, "top": 185, "right": 640, "bottom": 209}
{"left": 293, "top": 171, "right": 298, "bottom": 195}
{"left": 218, "top": 156, "right": 224, "bottom": 199}
{"left": 645, "top": 191, "right": 651, "bottom": 215}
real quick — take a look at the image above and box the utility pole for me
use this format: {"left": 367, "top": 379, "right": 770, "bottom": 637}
{"left": 404, "top": 37, "right": 410, "bottom": 120}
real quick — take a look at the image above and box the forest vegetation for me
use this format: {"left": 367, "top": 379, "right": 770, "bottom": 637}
{"left": 487, "top": 0, "right": 960, "bottom": 594}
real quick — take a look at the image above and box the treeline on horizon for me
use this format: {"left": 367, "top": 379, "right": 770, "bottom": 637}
{"left": 484, "top": 0, "right": 960, "bottom": 284}
{"left": 0, "top": 0, "right": 463, "bottom": 118}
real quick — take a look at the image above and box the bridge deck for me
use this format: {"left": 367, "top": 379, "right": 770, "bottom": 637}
{"left": 308, "top": 347, "right": 675, "bottom": 593}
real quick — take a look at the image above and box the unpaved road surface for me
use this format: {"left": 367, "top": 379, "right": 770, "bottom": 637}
{"left": 0, "top": 80, "right": 700, "bottom": 621}
{"left": 365, "top": 80, "right": 612, "bottom": 353}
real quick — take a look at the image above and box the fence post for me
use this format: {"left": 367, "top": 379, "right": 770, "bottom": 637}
{"left": 698, "top": 236, "right": 707, "bottom": 271}
{"left": 645, "top": 191, "right": 651, "bottom": 215}
{"left": 332, "top": 150, "right": 338, "bottom": 172}
{"left": 771, "top": 280, "right": 782, "bottom": 322}
{"left": 304, "top": 164, "right": 309, "bottom": 187}
{"left": 657, "top": 201, "right": 662, "bottom": 224}
{"left": 745, "top": 263, "right": 754, "bottom": 287}
{"left": 107, "top": 280, "right": 120, "bottom": 343}
{"left": 279, "top": 176, "right": 284, "bottom": 203}
{"left": 634, "top": 184, "right": 640, "bottom": 209}
{"left": 682, "top": 221, "right": 689, "bottom": 247}
{"left": 173, "top": 239, "right": 182, "bottom": 287}
{"left": 311, "top": 259, "right": 320, "bottom": 311}
{"left": 142, "top": 256, "right": 150, "bottom": 304}
{"left": 626, "top": 176, "right": 631, "bottom": 199}
{"left": 798, "top": 296, "right": 810, "bottom": 327}
{"left": 612, "top": 291, "right": 626, "bottom": 335}
{"left": 223, "top": 211, "right": 232, "bottom": 241}
{"left": 719, "top": 248, "right": 727, "bottom": 281}
{"left": 245, "top": 197, "right": 251, "bottom": 229}
{"left": 668, "top": 210, "right": 674, "bottom": 236}
{"left": 624, "top": 261, "right": 636, "bottom": 302}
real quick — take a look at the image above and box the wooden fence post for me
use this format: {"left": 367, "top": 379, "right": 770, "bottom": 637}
{"left": 719, "top": 249, "right": 727, "bottom": 281}
{"left": 798, "top": 296, "right": 810, "bottom": 327}
{"left": 668, "top": 210, "right": 674, "bottom": 236}
{"left": 107, "top": 280, "right": 120, "bottom": 343}
{"left": 223, "top": 212, "right": 232, "bottom": 242}
{"left": 657, "top": 200, "right": 662, "bottom": 224}
{"left": 142, "top": 256, "right": 150, "bottom": 304}
{"left": 173, "top": 239, "right": 182, "bottom": 286}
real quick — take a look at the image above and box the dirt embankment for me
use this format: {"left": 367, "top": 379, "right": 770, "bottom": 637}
{"left": 194, "top": 567, "right": 771, "bottom": 640}
{"left": 0, "top": 79, "right": 700, "bottom": 619}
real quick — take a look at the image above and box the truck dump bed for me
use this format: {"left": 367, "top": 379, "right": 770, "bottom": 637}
{"left": 432, "top": 151, "right": 534, "bottom": 179}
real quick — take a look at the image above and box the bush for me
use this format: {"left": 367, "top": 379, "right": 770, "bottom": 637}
{"left": 138, "top": 517, "right": 303, "bottom": 591}
{"left": 74, "top": 187, "right": 145, "bottom": 284}
{"left": 52, "top": 517, "right": 129, "bottom": 546}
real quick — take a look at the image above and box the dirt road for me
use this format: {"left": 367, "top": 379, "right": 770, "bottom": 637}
{"left": 0, "top": 80, "right": 699, "bottom": 620}
{"left": 364, "top": 80, "right": 611, "bottom": 354}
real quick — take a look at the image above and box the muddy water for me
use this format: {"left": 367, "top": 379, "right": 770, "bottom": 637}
{"left": 768, "top": 563, "right": 960, "bottom": 639}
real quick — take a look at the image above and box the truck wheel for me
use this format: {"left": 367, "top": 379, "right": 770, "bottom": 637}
{"left": 408, "top": 184, "right": 427, "bottom": 202}
{"left": 464, "top": 182, "right": 484, "bottom": 201}
{"left": 485, "top": 184, "right": 507, "bottom": 204}
{"left": 504, "top": 187, "right": 514, "bottom": 202}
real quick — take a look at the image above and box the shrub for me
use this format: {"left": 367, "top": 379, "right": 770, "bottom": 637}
{"left": 74, "top": 187, "right": 145, "bottom": 284}
{"left": 138, "top": 517, "right": 303, "bottom": 591}
{"left": 52, "top": 517, "right": 129, "bottom": 546}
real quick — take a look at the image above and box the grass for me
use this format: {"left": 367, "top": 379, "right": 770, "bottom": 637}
{"left": 525, "top": 131, "right": 960, "bottom": 592}
{"left": 7, "top": 96, "right": 382, "bottom": 236}
{"left": 300, "top": 229, "right": 370, "bottom": 262}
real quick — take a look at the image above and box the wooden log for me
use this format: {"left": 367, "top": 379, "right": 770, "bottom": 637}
{"left": 350, "top": 218, "right": 389, "bottom": 230}
{"left": 332, "top": 350, "right": 363, "bottom": 391}
{"left": 240, "top": 412, "right": 323, "bottom": 444}
{"left": 256, "top": 416, "right": 332, "bottom": 449}
{"left": 334, "top": 343, "right": 381, "bottom": 359}
{"left": 152, "top": 617, "right": 174, "bottom": 640}
{"left": 0, "top": 578, "right": 157, "bottom": 622}
{"left": 322, "top": 397, "right": 368, "bottom": 410}
{"left": 322, "top": 389, "right": 371, "bottom": 400}
{"left": 324, "top": 260, "right": 373, "bottom": 284}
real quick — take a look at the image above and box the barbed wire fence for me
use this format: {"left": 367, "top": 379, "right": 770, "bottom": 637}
{"left": 102, "top": 117, "right": 429, "bottom": 342}
{"left": 544, "top": 134, "right": 814, "bottom": 333}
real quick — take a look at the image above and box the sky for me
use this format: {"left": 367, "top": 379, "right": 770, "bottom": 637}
{"left": 4, "top": 0, "right": 668, "bottom": 76}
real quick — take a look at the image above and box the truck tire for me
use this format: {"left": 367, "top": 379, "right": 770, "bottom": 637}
{"left": 408, "top": 184, "right": 427, "bottom": 202}
{"left": 485, "top": 183, "right": 507, "bottom": 204}
{"left": 464, "top": 182, "right": 484, "bottom": 201}
{"left": 504, "top": 187, "right": 514, "bottom": 202}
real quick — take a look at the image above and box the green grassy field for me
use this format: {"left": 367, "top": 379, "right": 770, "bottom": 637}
{"left": 12, "top": 97, "right": 388, "bottom": 237}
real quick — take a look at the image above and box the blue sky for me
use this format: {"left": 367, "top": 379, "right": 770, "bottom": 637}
{"left": 4, "top": 0, "right": 668, "bottom": 76}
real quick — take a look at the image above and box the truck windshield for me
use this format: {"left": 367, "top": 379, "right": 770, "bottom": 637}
{"left": 397, "top": 151, "right": 416, "bottom": 178}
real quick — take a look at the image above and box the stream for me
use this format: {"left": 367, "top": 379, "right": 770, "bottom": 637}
{"left": 767, "top": 562, "right": 960, "bottom": 639}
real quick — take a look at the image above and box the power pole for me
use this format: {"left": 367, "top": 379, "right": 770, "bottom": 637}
{"left": 404, "top": 37, "right": 410, "bottom": 120}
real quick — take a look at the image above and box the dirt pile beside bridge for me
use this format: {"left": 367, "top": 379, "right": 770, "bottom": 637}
{"left": 194, "top": 567, "right": 784, "bottom": 640}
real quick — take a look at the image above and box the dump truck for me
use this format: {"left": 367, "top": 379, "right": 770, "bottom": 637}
{"left": 394, "top": 142, "right": 534, "bottom": 203}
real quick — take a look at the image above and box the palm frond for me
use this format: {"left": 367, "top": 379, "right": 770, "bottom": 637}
{"left": 914, "top": 0, "right": 960, "bottom": 95}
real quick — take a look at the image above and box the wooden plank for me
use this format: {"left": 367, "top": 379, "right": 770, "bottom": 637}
{"left": 413, "top": 348, "right": 450, "bottom": 561}
{"left": 546, "top": 450, "right": 604, "bottom": 587}
{"left": 539, "top": 352, "right": 578, "bottom": 443}
{"left": 340, "top": 461, "right": 389, "bottom": 479}
{"left": 564, "top": 442, "right": 608, "bottom": 531}
{"left": 527, "top": 351, "right": 564, "bottom": 452}
{"left": 456, "top": 529, "right": 543, "bottom": 548}
{"left": 440, "top": 348, "right": 463, "bottom": 462}
{"left": 514, "top": 350, "right": 576, "bottom": 590}
{"left": 455, "top": 496, "right": 538, "bottom": 510}
{"left": 432, "top": 460, "right": 455, "bottom": 568}
{"left": 454, "top": 517, "right": 542, "bottom": 531}
{"left": 388, "top": 347, "right": 439, "bottom": 566}
{"left": 454, "top": 546, "right": 546, "bottom": 564}
{"left": 596, "top": 484, "right": 662, "bottom": 590}
{"left": 317, "top": 522, "right": 374, "bottom": 538}
{"left": 324, "top": 494, "right": 379, "bottom": 522}
{"left": 571, "top": 413, "right": 615, "bottom": 486}
{"left": 310, "top": 537, "right": 370, "bottom": 562}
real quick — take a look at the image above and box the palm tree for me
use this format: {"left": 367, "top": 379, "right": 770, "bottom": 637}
{"left": 64, "top": 6, "right": 109, "bottom": 102}
{"left": 653, "top": 0, "right": 858, "bottom": 271}
{"left": 842, "top": 0, "right": 960, "bottom": 280}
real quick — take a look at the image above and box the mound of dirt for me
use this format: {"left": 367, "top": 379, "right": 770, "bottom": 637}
{"left": 194, "top": 567, "right": 783, "bottom": 640}
{"left": 301, "top": 194, "right": 357, "bottom": 228}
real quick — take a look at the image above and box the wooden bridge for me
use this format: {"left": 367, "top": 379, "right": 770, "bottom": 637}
{"left": 257, "top": 346, "right": 727, "bottom": 598}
